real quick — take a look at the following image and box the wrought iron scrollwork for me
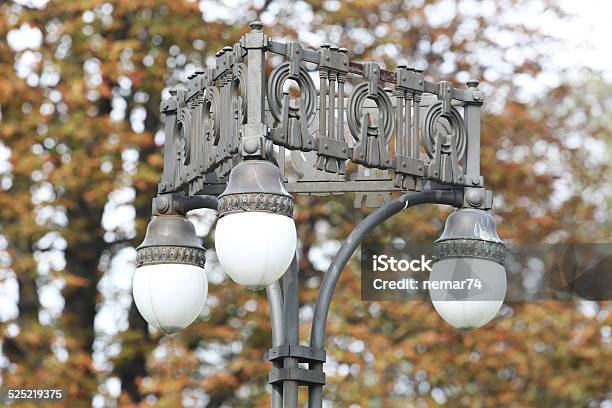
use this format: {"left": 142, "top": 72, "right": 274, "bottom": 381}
{"left": 184, "top": 69, "right": 224, "bottom": 194}
{"left": 232, "top": 61, "right": 248, "bottom": 127}
{"left": 232, "top": 56, "right": 248, "bottom": 116}
{"left": 202, "top": 82, "right": 221, "bottom": 172}
{"left": 173, "top": 90, "right": 192, "bottom": 187}
{"left": 214, "top": 46, "right": 242, "bottom": 178}
{"left": 315, "top": 45, "right": 350, "bottom": 175}
{"left": 393, "top": 67, "right": 425, "bottom": 191}
{"left": 268, "top": 61, "right": 317, "bottom": 151}
{"left": 158, "top": 23, "right": 489, "bottom": 208}
{"left": 423, "top": 101, "right": 466, "bottom": 185}
{"left": 348, "top": 63, "right": 394, "bottom": 169}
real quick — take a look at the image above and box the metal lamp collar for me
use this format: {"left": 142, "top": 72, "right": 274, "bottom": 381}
{"left": 218, "top": 160, "right": 294, "bottom": 218}
{"left": 433, "top": 208, "right": 505, "bottom": 265}
{"left": 136, "top": 215, "right": 206, "bottom": 268}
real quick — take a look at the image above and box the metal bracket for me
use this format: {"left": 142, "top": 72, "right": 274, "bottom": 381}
{"left": 438, "top": 81, "right": 453, "bottom": 116}
{"left": 393, "top": 67, "right": 425, "bottom": 191}
{"left": 317, "top": 138, "right": 349, "bottom": 161}
{"left": 364, "top": 62, "right": 380, "bottom": 97}
{"left": 266, "top": 344, "right": 327, "bottom": 387}
{"left": 463, "top": 186, "right": 493, "bottom": 209}
{"left": 319, "top": 44, "right": 349, "bottom": 72}
{"left": 269, "top": 368, "right": 325, "bottom": 386}
{"left": 396, "top": 67, "right": 425, "bottom": 93}
{"left": 394, "top": 156, "right": 425, "bottom": 177}
{"left": 465, "top": 174, "right": 484, "bottom": 188}
{"left": 267, "top": 345, "right": 326, "bottom": 363}
{"left": 287, "top": 42, "right": 302, "bottom": 79}
{"left": 152, "top": 193, "right": 218, "bottom": 215}
{"left": 241, "top": 123, "right": 268, "bottom": 155}
{"left": 316, "top": 45, "right": 350, "bottom": 175}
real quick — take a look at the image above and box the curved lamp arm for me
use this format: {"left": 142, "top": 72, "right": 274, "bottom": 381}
{"left": 308, "top": 189, "right": 463, "bottom": 407}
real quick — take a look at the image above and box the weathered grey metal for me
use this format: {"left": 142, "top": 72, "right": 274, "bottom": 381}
{"left": 432, "top": 208, "right": 506, "bottom": 265}
{"left": 282, "top": 254, "right": 300, "bottom": 407}
{"left": 218, "top": 193, "right": 294, "bottom": 218}
{"left": 217, "top": 160, "right": 294, "bottom": 217}
{"left": 392, "top": 66, "right": 425, "bottom": 191}
{"left": 136, "top": 245, "right": 206, "bottom": 268}
{"left": 267, "top": 39, "right": 480, "bottom": 102}
{"left": 464, "top": 79, "right": 483, "bottom": 179}
{"left": 268, "top": 345, "right": 326, "bottom": 364}
{"left": 423, "top": 102, "right": 467, "bottom": 185}
{"left": 348, "top": 63, "right": 395, "bottom": 170}
{"left": 136, "top": 215, "right": 206, "bottom": 267}
{"left": 267, "top": 61, "right": 317, "bottom": 151}
{"left": 156, "top": 21, "right": 491, "bottom": 210}
{"left": 266, "top": 281, "right": 285, "bottom": 408}
{"left": 315, "top": 45, "right": 350, "bottom": 175}
{"left": 241, "top": 21, "right": 268, "bottom": 159}
{"left": 152, "top": 193, "right": 218, "bottom": 215}
{"left": 433, "top": 239, "right": 506, "bottom": 265}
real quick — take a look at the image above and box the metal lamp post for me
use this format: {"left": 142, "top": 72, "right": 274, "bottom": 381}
{"left": 132, "top": 22, "right": 506, "bottom": 407}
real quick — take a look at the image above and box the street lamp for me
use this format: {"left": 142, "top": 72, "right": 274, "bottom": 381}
{"left": 215, "top": 160, "right": 297, "bottom": 290}
{"left": 134, "top": 21, "right": 506, "bottom": 407}
{"left": 430, "top": 208, "right": 506, "bottom": 329}
{"left": 133, "top": 214, "right": 207, "bottom": 335}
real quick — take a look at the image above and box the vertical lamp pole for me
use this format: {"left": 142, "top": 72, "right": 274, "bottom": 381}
{"left": 132, "top": 22, "right": 506, "bottom": 408}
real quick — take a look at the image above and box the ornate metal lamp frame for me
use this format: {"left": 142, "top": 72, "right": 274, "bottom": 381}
{"left": 147, "top": 21, "right": 495, "bottom": 408}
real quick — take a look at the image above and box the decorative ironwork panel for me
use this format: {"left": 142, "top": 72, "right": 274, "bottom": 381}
{"left": 157, "top": 23, "right": 485, "bottom": 208}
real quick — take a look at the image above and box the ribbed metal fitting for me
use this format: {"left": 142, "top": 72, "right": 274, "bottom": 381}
{"left": 136, "top": 215, "right": 206, "bottom": 268}
{"left": 433, "top": 209, "right": 505, "bottom": 265}
{"left": 218, "top": 160, "right": 294, "bottom": 218}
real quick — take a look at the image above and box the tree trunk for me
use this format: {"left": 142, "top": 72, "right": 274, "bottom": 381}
{"left": 60, "top": 201, "right": 106, "bottom": 400}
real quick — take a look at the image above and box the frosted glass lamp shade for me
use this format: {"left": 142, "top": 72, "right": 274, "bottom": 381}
{"left": 215, "top": 212, "right": 297, "bottom": 290}
{"left": 429, "top": 258, "right": 506, "bottom": 329}
{"left": 431, "top": 208, "right": 507, "bottom": 330}
{"left": 431, "top": 299, "right": 504, "bottom": 330}
{"left": 132, "top": 263, "right": 208, "bottom": 335}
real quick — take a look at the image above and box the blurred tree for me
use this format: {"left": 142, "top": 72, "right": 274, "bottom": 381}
{"left": 0, "top": 1, "right": 246, "bottom": 404}
{"left": 0, "top": 1, "right": 609, "bottom": 407}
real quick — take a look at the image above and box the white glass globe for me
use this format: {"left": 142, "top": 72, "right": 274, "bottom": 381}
{"left": 215, "top": 211, "right": 297, "bottom": 290}
{"left": 429, "top": 258, "right": 506, "bottom": 329}
{"left": 132, "top": 263, "right": 208, "bottom": 335}
{"left": 431, "top": 300, "right": 504, "bottom": 330}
